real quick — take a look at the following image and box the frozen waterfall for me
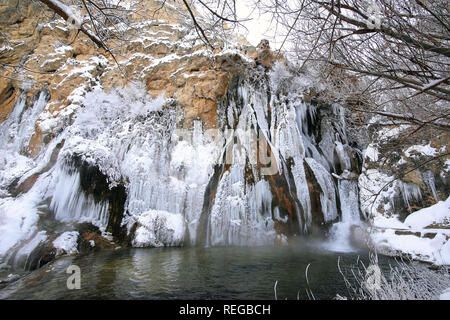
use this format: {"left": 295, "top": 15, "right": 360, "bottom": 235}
{"left": 325, "top": 179, "right": 363, "bottom": 252}
{"left": 0, "top": 68, "right": 365, "bottom": 269}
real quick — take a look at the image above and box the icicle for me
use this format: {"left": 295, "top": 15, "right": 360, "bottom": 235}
{"left": 422, "top": 170, "right": 439, "bottom": 202}
{"left": 285, "top": 159, "right": 311, "bottom": 231}
{"left": 335, "top": 141, "right": 352, "bottom": 172}
{"left": 273, "top": 206, "right": 288, "bottom": 223}
{"left": 0, "top": 65, "right": 369, "bottom": 257}
{"left": 0, "top": 96, "right": 25, "bottom": 150}
{"left": 207, "top": 171, "right": 276, "bottom": 246}
{"left": 305, "top": 158, "right": 338, "bottom": 223}
{"left": 295, "top": 102, "right": 309, "bottom": 136}
{"left": 331, "top": 103, "right": 348, "bottom": 143}
{"left": 192, "top": 120, "right": 203, "bottom": 146}
{"left": 50, "top": 166, "right": 109, "bottom": 230}
{"left": 0, "top": 91, "right": 48, "bottom": 154}
{"left": 399, "top": 181, "right": 422, "bottom": 209}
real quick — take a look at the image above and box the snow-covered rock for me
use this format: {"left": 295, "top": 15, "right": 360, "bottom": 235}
{"left": 133, "top": 210, "right": 186, "bottom": 247}
{"left": 53, "top": 231, "right": 79, "bottom": 256}
{"left": 404, "top": 197, "right": 450, "bottom": 229}
{"left": 370, "top": 197, "right": 450, "bottom": 266}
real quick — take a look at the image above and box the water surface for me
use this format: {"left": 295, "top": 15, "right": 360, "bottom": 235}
{"left": 0, "top": 243, "right": 396, "bottom": 300}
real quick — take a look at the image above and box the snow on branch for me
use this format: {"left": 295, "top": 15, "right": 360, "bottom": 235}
{"left": 39, "top": 0, "right": 106, "bottom": 49}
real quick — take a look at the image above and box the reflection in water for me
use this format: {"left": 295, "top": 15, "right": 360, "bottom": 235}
{"left": 127, "top": 249, "right": 184, "bottom": 298}
{"left": 0, "top": 244, "right": 397, "bottom": 300}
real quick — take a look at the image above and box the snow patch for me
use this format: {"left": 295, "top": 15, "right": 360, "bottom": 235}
{"left": 405, "top": 143, "right": 438, "bottom": 158}
{"left": 53, "top": 231, "right": 79, "bottom": 256}
{"left": 364, "top": 144, "right": 379, "bottom": 162}
{"left": 404, "top": 196, "right": 450, "bottom": 229}
{"left": 370, "top": 198, "right": 450, "bottom": 265}
{"left": 133, "top": 210, "right": 186, "bottom": 247}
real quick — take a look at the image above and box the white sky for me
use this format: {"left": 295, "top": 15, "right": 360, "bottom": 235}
{"left": 235, "top": 1, "right": 284, "bottom": 49}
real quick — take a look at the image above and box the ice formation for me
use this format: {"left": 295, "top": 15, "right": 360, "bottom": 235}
{"left": 0, "top": 62, "right": 366, "bottom": 270}
{"left": 50, "top": 166, "right": 110, "bottom": 229}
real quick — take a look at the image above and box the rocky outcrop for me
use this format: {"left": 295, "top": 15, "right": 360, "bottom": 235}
{"left": 357, "top": 120, "right": 449, "bottom": 266}
{"left": 359, "top": 124, "right": 449, "bottom": 220}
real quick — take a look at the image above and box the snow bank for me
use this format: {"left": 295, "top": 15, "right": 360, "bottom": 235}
{"left": 404, "top": 197, "right": 450, "bottom": 229}
{"left": 372, "top": 230, "right": 449, "bottom": 265}
{"left": 372, "top": 215, "right": 407, "bottom": 229}
{"left": 370, "top": 197, "right": 450, "bottom": 265}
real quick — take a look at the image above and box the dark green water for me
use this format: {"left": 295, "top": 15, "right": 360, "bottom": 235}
{"left": 0, "top": 243, "right": 396, "bottom": 300}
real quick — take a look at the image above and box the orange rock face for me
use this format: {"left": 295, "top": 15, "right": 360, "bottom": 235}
{"left": 0, "top": 0, "right": 281, "bottom": 156}
{"left": 0, "top": 78, "right": 16, "bottom": 123}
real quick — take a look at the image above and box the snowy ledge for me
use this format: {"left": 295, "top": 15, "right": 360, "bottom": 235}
{"left": 370, "top": 196, "right": 450, "bottom": 266}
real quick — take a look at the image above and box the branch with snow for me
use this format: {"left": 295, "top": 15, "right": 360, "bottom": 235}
{"left": 39, "top": 0, "right": 106, "bottom": 49}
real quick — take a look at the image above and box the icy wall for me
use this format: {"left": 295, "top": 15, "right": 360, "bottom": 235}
{"left": 0, "top": 63, "right": 363, "bottom": 271}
